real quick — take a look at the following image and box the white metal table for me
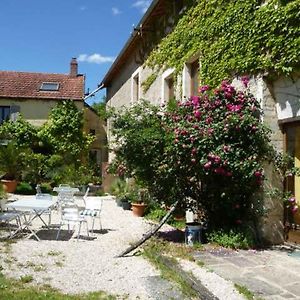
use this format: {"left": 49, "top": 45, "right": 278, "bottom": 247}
{"left": 6, "top": 198, "right": 56, "bottom": 241}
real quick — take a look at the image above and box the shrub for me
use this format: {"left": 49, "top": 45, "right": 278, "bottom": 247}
{"left": 40, "top": 182, "right": 53, "bottom": 194}
{"left": 207, "top": 229, "right": 255, "bottom": 249}
{"left": 15, "top": 182, "right": 36, "bottom": 195}
{"left": 109, "top": 80, "right": 273, "bottom": 230}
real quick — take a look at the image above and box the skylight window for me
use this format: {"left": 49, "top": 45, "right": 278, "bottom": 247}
{"left": 40, "top": 82, "right": 59, "bottom": 91}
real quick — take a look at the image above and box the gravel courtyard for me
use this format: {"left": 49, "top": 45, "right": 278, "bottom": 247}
{"left": 0, "top": 195, "right": 243, "bottom": 300}
{"left": 0, "top": 195, "right": 187, "bottom": 299}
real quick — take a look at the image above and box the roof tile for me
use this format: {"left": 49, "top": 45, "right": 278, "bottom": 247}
{"left": 0, "top": 71, "right": 84, "bottom": 100}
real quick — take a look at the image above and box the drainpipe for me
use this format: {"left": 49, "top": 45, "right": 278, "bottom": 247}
{"left": 84, "top": 83, "right": 104, "bottom": 101}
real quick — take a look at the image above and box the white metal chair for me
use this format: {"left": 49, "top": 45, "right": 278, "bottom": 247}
{"left": 56, "top": 203, "right": 89, "bottom": 240}
{"left": 0, "top": 211, "right": 23, "bottom": 238}
{"left": 35, "top": 193, "right": 53, "bottom": 226}
{"left": 81, "top": 187, "right": 90, "bottom": 207}
{"left": 80, "top": 196, "right": 102, "bottom": 234}
{"left": 0, "top": 198, "right": 25, "bottom": 238}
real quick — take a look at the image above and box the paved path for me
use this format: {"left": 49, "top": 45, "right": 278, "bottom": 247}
{"left": 194, "top": 245, "right": 300, "bottom": 299}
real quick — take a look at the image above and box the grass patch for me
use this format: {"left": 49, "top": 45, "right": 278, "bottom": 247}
{"left": 20, "top": 275, "right": 34, "bottom": 283}
{"left": 0, "top": 272, "right": 117, "bottom": 299}
{"left": 196, "top": 260, "right": 205, "bottom": 267}
{"left": 143, "top": 238, "right": 201, "bottom": 298}
{"left": 47, "top": 251, "right": 62, "bottom": 256}
{"left": 234, "top": 283, "right": 261, "bottom": 300}
{"left": 144, "top": 207, "right": 186, "bottom": 230}
{"left": 55, "top": 261, "right": 64, "bottom": 268}
{"left": 207, "top": 229, "right": 254, "bottom": 249}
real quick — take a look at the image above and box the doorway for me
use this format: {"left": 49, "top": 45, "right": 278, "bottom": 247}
{"left": 284, "top": 123, "right": 300, "bottom": 243}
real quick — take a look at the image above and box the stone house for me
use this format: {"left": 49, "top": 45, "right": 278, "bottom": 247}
{"left": 0, "top": 58, "right": 107, "bottom": 166}
{"left": 101, "top": 0, "right": 300, "bottom": 244}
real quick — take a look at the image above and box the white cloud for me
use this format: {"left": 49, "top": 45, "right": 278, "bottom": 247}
{"left": 132, "top": 0, "right": 151, "bottom": 13}
{"left": 78, "top": 54, "right": 115, "bottom": 64}
{"left": 112, "top": 7, "right": 122, "bottom": 15}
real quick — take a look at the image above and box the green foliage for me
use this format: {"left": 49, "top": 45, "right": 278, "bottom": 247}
{"left": 15, "top": 182, "right": 36, "bottom": 195}
{"left": 39, "top": 100, "right": 93, "bottom": 161}
{"left": 141, "top": 73, "right": 158, "bottom": 93}
{"left": 0, "top": 143, "right": 28, "bottom": 180}
{"left": 91, "top": 101, "right": 107, "bottom": 120}
{"left": 0, "top": 101, "right": 99, "bottom": 186}
{"left": 207, "top": 229, "right": 255, "bottom": 249}
{"left": 20, "top": 275, "right": 34, "bottom": 283}
{"left": 0, "top": 272, "right": 116, "bottom": 299}
{"left": 234, "top": 284, "right": 257, "bottom": 300}
{"left": 0, "top": 183, "right": 6, "bottom": 199}
{"left": 109, "top": 178, "right": 137, "bottom": 202}
{"left": 0, "top": 116, "right": 38, "bottom": 149}
{"left": 109, "top": 81, "right": 274, "bottom": 230}
{"left": 146, "top": 0, "right": 300, "bottom": 86}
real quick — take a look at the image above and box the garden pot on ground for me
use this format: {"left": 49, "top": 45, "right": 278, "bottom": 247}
{"left": 1, "top": 179, "right": 18, "bottom": 193}
{"left": 121, "top": 201, "right": 131, "bottom": 210}
{"left": 131, "top": 203, "right": 147, "bottom": 217}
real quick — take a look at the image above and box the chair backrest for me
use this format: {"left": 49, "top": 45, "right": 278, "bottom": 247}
{"left": 85, "top": 198, "right": 103, "bottom": 211}
{"left": 59, "top": 184, "right": 71, "bottom": 188}
{"left": 36, "top": 193, "right": 52, "bottom": 201}
{"left": 82, "top": 187, "right": 90, "bottom": 206}
{"left": 58, "top": 191, "right": 74, "bottom": 203}
{"left": 61, "top": 203, "right": 80, "bottom": 221}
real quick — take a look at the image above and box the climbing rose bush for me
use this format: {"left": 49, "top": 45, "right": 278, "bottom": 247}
{"left": 110, "top": 79, "right": 273, "bottom": 228}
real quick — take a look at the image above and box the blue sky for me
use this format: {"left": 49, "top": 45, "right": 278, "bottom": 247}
{"left": 0, "top": 0, "right": 151, "bottom": 104}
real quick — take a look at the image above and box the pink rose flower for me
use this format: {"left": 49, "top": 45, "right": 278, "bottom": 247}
{"left": 191, "top": 96, "right": 200, "bottom": 107}
{"left": 241, "top": 75, "right": 250, "bottom": 88}
{"left": 204, "top": 161, "right": 212, "bottom": 170}
{"left": 194, "top": 110, "right": 201, "bottom": 119}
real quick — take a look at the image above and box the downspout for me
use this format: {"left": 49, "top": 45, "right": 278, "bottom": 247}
{"left": 84, "top": 83, "right": 105, "bottom": 101}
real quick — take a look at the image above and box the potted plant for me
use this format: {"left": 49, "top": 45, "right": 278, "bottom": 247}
{"left": 0, "top": 183, "right": 8, "bottom": 211}
{"left": 0, "top": 143, "right": 25, "bottom": 193}
{"left": 131, "top": 188, "right": 148, "bottom": 217}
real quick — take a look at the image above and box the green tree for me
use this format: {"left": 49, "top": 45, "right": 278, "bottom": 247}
{"left": 39, "top": 100, "right": 94, "bottom": 162}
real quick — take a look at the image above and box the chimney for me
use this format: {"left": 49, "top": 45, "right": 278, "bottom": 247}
{"left": 70, "top": 57, "right": 78, "bottom": 77}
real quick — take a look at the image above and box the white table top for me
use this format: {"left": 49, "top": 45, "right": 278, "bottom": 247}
{"left": 6, "top": 199, "right": 55, "bottom": 211}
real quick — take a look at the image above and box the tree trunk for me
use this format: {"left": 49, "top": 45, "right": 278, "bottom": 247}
{"left": 117, "top": 200, "right": 179, "bottom": 257}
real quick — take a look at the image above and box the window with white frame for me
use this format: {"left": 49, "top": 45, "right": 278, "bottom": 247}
{"left": 131, "top": 68, "right": 141, "bottom": 103}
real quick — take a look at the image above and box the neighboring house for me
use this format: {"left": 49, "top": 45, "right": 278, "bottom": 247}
{"left": 0, "top": 58, "right": 84, "bottom": 126}
{"left": 101, "top": 0, "right": 300, "bottom": 244}
{"left": 83, "top": 103, "right": 108, "bottom": 166}
{"left": 0, "top": 58, "right": 107, "bottom": 166}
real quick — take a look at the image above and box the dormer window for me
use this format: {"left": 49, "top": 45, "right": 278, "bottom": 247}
{"left": 40, "top": 82, "right": 59, "bottom": 91}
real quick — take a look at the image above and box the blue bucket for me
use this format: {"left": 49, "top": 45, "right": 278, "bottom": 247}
{"left": 185, "top": 222, "right": 202, "bottom": 246}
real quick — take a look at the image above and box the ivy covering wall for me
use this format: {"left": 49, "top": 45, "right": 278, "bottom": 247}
{"left": 146, "top": 0, "right": 300, "bottom": 86}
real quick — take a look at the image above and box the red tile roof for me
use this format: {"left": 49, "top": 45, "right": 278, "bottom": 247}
{"left": 0, "top": 71, "right": 85, "bottom": 101}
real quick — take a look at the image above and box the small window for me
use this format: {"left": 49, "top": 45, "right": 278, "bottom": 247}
{"left": 40, "top": 82, "right": 59, "bottom": 91}
{"left": 131, "top": 68, "right": 141, "bottom": 104}
{"left": 0, "top": 106, "right": 10, "bottom": 124}
{"left": 190, "top": 60, "right": 199, "bottom": 96}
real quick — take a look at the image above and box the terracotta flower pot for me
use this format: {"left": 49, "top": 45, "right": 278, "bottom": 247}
{"left": 1, "top": 179, "right": 18, "bottom": 193}
{"left": 131, "top": 202, "right": 147, "bottom": 217}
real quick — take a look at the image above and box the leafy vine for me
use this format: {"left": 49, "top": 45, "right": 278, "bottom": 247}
{"left": 146, "top": 0, "right": 300, "bottom": 86}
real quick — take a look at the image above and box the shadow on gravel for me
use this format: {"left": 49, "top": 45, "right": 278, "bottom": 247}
{"left": 156, "top": 229, "right": 185, "bottom": 243}
{"left": 90, "top": 228, "right": 114, "bottom": 235}
{"left": 34, "top": 229, "right": 74, "bottom": 241}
